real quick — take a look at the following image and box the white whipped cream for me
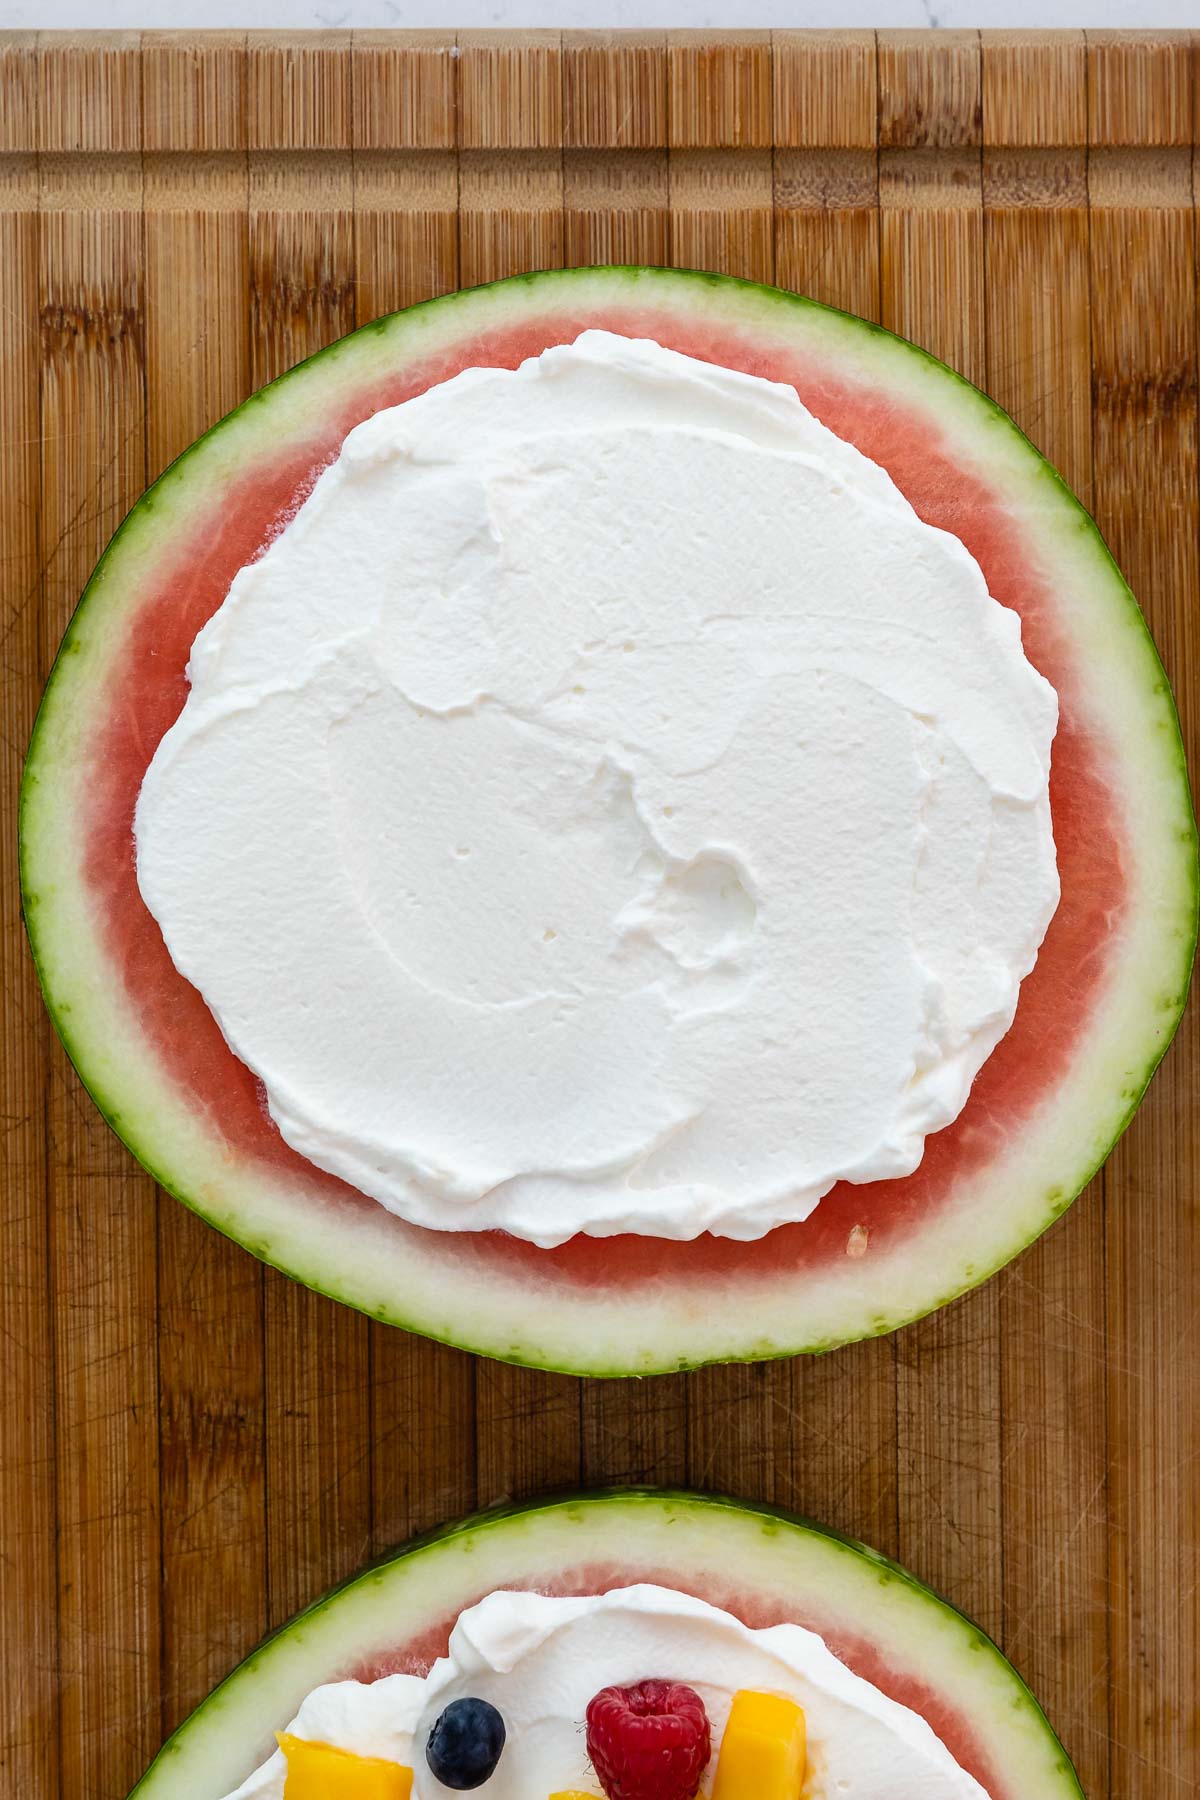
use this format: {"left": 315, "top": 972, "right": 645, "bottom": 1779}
{"left": 136, "top": 332, "right": 1059, "bottom": 1246}
{"left": 221, "top": 1584, "right": 987, "bottom": 1799}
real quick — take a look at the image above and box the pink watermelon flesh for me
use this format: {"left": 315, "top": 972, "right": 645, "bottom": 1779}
{"left": 127, "top": 1493, "right": 1080, "bottom": 1800}
{"left": 24, "top": 269, "right": 1195, "bottom": 1371}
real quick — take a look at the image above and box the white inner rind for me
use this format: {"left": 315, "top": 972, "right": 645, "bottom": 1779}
{"left": 135, "top": 332, "right": 1060, "bottom": 1247}
{"left": 221, "top": 1584, "right": 988, "bottom": 1800}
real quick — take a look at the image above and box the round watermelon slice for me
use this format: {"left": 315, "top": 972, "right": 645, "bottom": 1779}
{"left": 128, "top": 1489, "right": 1081, "bottom": 1800}
{"left": 20, "top": 266, "right": 1196, "bottom": 1374}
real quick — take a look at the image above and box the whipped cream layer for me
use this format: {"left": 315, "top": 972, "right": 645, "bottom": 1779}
{"left": 223, "top": 1584, "right": 988, "bottom": 1800}
{"left": 136, "top": 331, "right": 1059, "bottom": 1246}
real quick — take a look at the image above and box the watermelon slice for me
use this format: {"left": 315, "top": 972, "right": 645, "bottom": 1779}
{"left": 20, "top": 267, "right": 1196, "bottom": 1374}
{"left": 127, "top": 1490, "right": 1081, "bottom": 1800}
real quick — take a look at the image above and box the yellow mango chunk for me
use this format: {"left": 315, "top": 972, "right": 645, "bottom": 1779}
{"left": 548, "top": 1792, "right": 601, "bottom": 1799}
{"left": 277, "top": 1732, "right": 413, "bottom": 1800}
{"left": 711, "top": 1689, "right": 807, "bottom": 1800}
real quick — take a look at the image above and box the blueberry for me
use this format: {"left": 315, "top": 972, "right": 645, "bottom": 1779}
{"left": 425, "top": 1696, "right": 507, "bottom": 1790}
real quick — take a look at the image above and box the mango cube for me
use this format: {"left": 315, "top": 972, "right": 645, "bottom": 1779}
{"left": 278, "top": 1732, "right": 413, "bottom": 1800}
{"left": 548, "top": 1793, "right": 602, "bottom": 1799}
{"left": 711, "top": 1690, "right": 807, "bottom": 1800}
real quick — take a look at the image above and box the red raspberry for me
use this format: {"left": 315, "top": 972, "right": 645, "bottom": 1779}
{"left": 585, "top": 1679, "right": 712, "bottom": 1800}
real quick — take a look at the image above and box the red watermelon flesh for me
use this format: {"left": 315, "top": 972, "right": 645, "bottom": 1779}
{"left": 126, "top": 1492, "right": 1080, "bottom": 1800}
{"left": 23, "top": 268, "right": 1195, "bottom": 1372}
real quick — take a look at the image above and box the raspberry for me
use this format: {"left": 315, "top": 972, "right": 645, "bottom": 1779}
{"left": 585, "top": 1679, "right": 712, "bottom": 1800}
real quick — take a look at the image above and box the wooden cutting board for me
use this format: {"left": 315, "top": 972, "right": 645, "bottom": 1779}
{"left": 1, "top": 28, "right": 1196, "bottom": 1800}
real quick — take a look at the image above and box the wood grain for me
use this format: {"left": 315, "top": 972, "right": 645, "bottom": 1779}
{"left": 1, "top": 33, "right": 1197, "bottom": 1800}
{"left": 981, "top": 30, "right": 1086, "bottom": 148}
{"left": 1087, "top": 39, "right": 1198, "bottom": 1795}
{"left": 981, "top": 43, "right": 1109, "bottom": 1788}
{"left": 37, "top": 44, "right": 162, "bottom": 1800}
{"left": 879, "top": 28, "right": 981, "bottom": 149}
{"left": 584, "top": 1374, "right": 689, "bottom": 1490}
{"left": 459, "top": 149, "right": 564, "bottom": 286}
{"left": 0, "top": 35, "right": 57, "bottom": 1800}
{"left": 688, "top": 1363, "right": 782, "bottom": 1508}
{"left": 247, "top": 29, "right": 351, "bottom": 152}
{"left": 564, "top": 149, "right": 669, "bottom": 268}
{"left": 667, "top": 31, "right": 773, "bottom": 150}
{"left": 476, "top": 1366, "right": 582, "bottom": 1508}
{"left": 459, "top": 30, "right": 562, "bottom": 151}
{"left": 1086, "top": 30, "right": 1193, "bottom": 147}
{"left": 787, "top": 1341, "right": 900, "bottom": 1557}
{"left": 774, "top": 147, "right": 879, "bottom": 322}
{"left": 352, "top": 31, "right": 456, "bottom": 152}
{"left": 773, "top": 30, "right": 877, "bottom": 150}
{"left": 563, "top": 31, "right": 667, "bottom": 150}
{"left": 670, "top": 147, "right": 774, "bottom": 285}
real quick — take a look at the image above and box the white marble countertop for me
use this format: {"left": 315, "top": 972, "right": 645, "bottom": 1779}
{"left": 2, "top": 4, "right": 1196, "bottom": 32}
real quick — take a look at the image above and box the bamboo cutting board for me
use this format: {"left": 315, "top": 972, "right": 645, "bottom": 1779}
{"left": 1, "top": 28, "right": 1197, "bottom": 1800}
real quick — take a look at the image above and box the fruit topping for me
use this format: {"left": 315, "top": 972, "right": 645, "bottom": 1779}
{"left": 425, "top": 1696, "right": 507, "bottom": 1790}
{"left": 585, "top": 1679, "right": 712, "bottom": 1800}
{"left": 711, "top": 1690, "right": 807, "bottom": 1799}
{"left": 276, "top": 1733, "right": 413, "bottom": 1798}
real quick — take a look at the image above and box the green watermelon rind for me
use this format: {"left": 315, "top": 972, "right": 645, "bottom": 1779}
{"left": 20, "top": 267, "right": 1198, "bottom": 1375}
{"left": 127, "top": 1489, "right": 1083, "bottom": 1800}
